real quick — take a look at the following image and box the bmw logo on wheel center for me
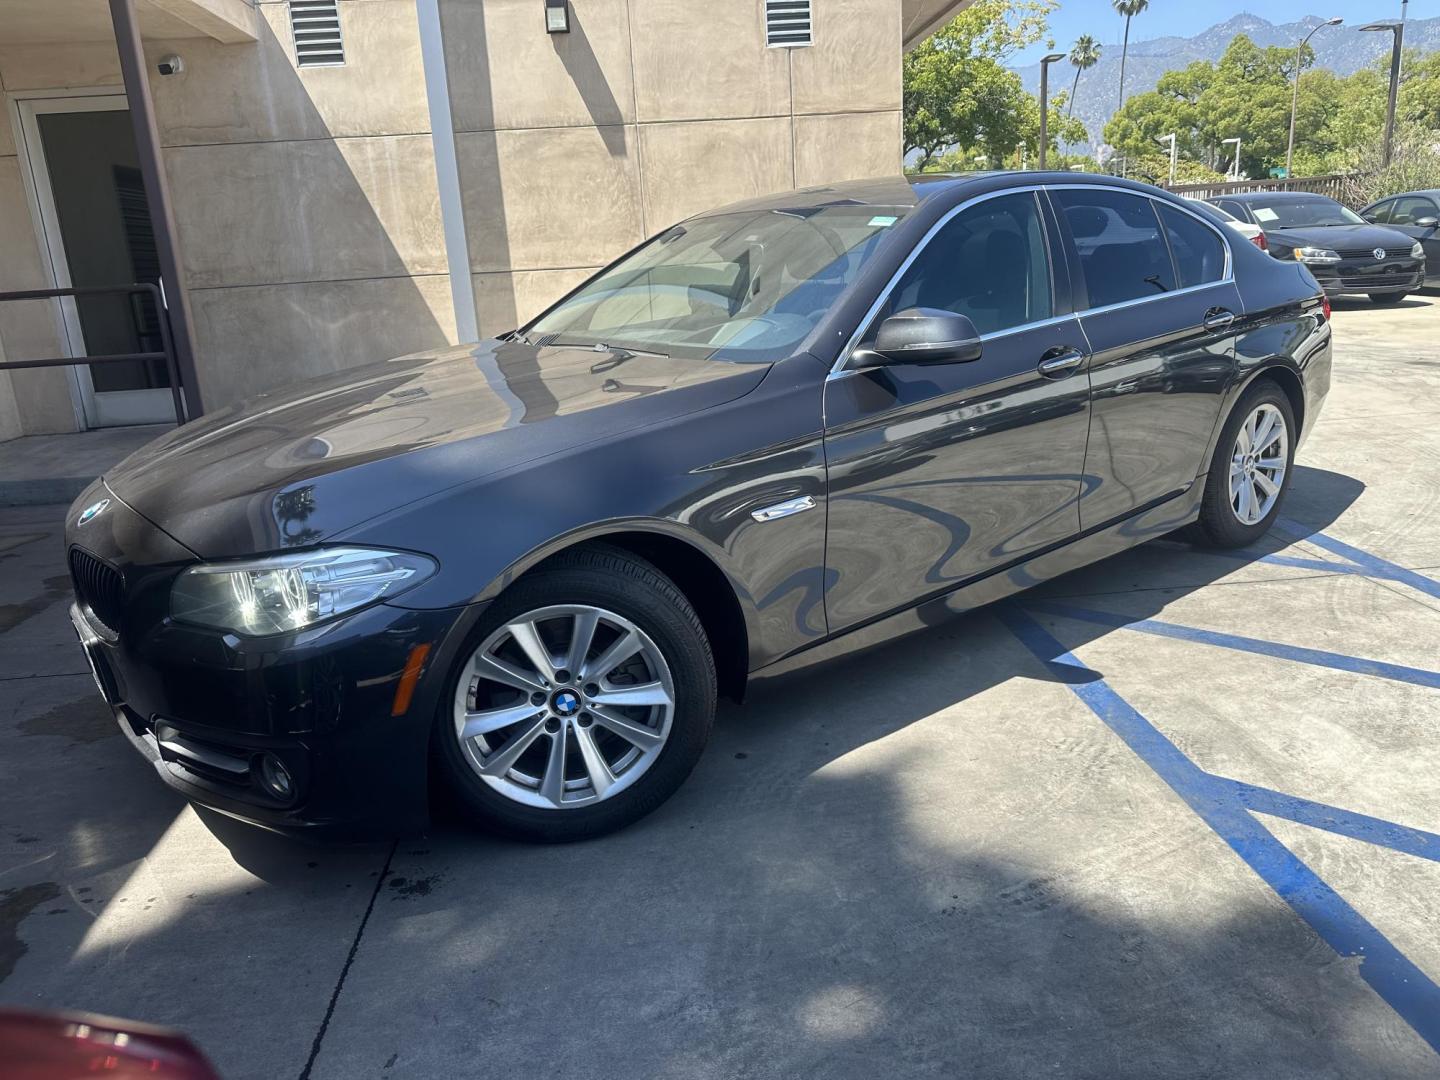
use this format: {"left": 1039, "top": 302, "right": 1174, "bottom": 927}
{"left": 76, "top": 498, "right": 109, "bottom": 525}
{"left": 552, "top": 690, "right": 581, "bottom": 716}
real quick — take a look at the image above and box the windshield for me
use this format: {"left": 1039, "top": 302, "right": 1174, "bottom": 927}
{"left": 526, "top": 205, "right": 909, "bottom": 362}
{"left": 1247, "top": 198, "right": 1365, "bottom": 229}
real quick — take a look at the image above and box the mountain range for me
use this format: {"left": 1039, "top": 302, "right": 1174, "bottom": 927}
{"left": 1015, "top": 12, "right": 1440, "bottom": 154}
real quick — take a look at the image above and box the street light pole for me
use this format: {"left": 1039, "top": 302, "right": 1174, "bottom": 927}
{"left": 1287, "top": 17, "right": 1342, "bottom": 178}
{"left": 1360, "top": 22, "right": 1405, "bottom": 166}
{"left": 1157, "top": 133, "right": 1177, "bottom": 186}
{"left": 1038, "top": 52, "right": 1067, "bottom": 170}
{"left": 1221, "top": 137, "right": 1242, "bottom": 180}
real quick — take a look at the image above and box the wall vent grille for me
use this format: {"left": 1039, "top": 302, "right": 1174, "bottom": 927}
{"left": 289, "top": 0, "right": 345, "bottom": 67}
{"left": 765, "top": 0, "right": 813, "bottom": 46}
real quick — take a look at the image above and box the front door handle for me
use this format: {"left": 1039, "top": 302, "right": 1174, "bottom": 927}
{"left": 1203, "top": 308, "right": 1236, "bottom": 332}
{"left": 1037, "top": 349, "right": 1086, "bottom": 378}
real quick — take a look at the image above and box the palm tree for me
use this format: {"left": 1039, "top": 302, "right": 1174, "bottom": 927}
{"left": 1112, "top": 0, "right": 1149, "bottom": 114}
{"left": 1067, "top": 35, "right": 1102, "bottom": 119}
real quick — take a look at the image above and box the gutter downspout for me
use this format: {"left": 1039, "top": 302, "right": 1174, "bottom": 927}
{"left": 109, "top": 0, "right": 203, "bottom": 419}
{"left": 416, "top": 0, "right": 480, "bottom": 344}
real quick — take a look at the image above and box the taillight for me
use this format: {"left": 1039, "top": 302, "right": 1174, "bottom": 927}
{"left": 1321, "top": 294, "right": 1331, "bottom": 322}
{"left": 1251, "top": 231, "right": 1268, "bottom": 251}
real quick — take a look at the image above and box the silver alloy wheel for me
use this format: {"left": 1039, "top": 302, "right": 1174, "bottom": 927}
{"left": 453, "top": 604, "right": 675, "bottom": 810}
{"left": 1228, "top": 402, "right": 1288, "bottom": 526}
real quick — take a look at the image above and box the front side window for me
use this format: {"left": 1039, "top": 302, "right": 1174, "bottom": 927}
{"left": 1389, "top": 196, "right": 1439, "bottom": 225}
{"left": 527, "top": 204, "right": 909, "bottom": 362}
{"left": 1366, "top": 200, "right": 1394, "bottom": 224}
{"left": 1158, "top": 204, "right": 1226, "bottom": 288}
{"left": 1246, "top": 197, "right": 1365, "bottom": 229}
{"left": 1055, "top": 189, "right": 1175, "bottom": 308}
{"left": 877, "top": 192, "right": 1053, "bottom": 337}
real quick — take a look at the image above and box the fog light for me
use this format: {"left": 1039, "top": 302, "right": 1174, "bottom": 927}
{"left": 258, "top": 753, "right": 294, "bottom": 801}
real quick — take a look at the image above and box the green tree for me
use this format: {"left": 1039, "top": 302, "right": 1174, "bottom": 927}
{"left": 1067, "top": 35, "right": 1102, "bottom": 119}
{"left": 903, "top": 0, "right": 1062, "bottom": 169}
{"left": 1112, "top": 0, "right": 1149, "bottom": 113}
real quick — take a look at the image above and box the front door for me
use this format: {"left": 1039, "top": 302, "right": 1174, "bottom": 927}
{"left": 17, "top": 96, "right": 173, "bottom": 428}
{"left": 1380, "top": 195, "right": 1440, "bottom": 279}
{"left": 822, "top": 191, "right": 1092, "bottom": 632}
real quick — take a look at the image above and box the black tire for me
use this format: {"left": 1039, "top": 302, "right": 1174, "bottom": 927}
{"left": 1195, "top": 380, "right": 1296, "bottom": 548}
{"left": 434, "top": 544, "right": 716, "bottom": 842}
{"left": 1369, "top": 292, "right": 1407, "bottom": 304}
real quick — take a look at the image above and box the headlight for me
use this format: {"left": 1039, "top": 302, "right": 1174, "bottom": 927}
{"left": 171, "top": 547, "right": 436, "bottom": 635}
{"left": 1413, "top": 241, "right": 1425, "bottom": 259}
{"left": 1294, "top": 246, "right": 1341, "bottom": 265}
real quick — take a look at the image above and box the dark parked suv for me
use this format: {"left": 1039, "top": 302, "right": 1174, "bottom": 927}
{"left": 66, "top": 173, "right": 1331, "bottom": 842}
{"left": 1208, "top": 191, "right": 1425, "bottom": 303}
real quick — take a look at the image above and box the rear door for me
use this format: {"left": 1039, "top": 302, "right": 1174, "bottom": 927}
{"left": 821, "top": 190, "right": 1092, "bottom": 632}
{"left": 1050, "top": 187, "right": 1240, "bottom": 531}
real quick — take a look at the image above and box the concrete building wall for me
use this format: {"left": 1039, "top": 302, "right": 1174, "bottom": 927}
{"left": 0, "top": 0, "right": 903, "bottom": 438}
{"left": 444, "top": 0, "right": 903, "bottom": 336}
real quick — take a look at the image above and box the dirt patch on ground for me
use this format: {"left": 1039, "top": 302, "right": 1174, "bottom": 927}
{"left": 0, "top": 882, "right": 60, "bottom": 984}
{"left": 19, "top": 694, "right": 116, "bottom": 745}
{"left": 0, "top": 573, "right": 73, "bottom": 634}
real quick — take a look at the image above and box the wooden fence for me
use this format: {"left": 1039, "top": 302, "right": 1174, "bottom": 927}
{"left": 1165, "top": 173, "right": 1353, "bottom": 200}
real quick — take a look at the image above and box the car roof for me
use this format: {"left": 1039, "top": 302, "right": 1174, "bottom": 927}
{"left": 1367, "top": 189, "right": 1440, "bottom": 202}
{"left": 692, "top": 171, "right": 1177, "bottom": 219}
{"left": 1224, "top": 191, "right": 1337, "bottom": 203}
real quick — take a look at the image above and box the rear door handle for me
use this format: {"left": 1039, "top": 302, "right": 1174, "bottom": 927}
{"left": 1203, "top": 308, "right": 1236, "bottom": 332}
{"left": 1037, "top": 349, "right": 1086, "bottom": 378}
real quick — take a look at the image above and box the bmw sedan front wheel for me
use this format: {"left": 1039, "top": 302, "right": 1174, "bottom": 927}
{"left": 435, "top": 545, "right": 716, "bottom": 842}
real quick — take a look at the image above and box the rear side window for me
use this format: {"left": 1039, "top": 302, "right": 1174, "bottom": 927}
{"left": 1158, "top": 204, "right": 1226, "bottom": 288}
{"left": 1216, "top": 199, "right": 1248, "bottom": 221}
{"left": 1055, "top": 189, "right": 1174, "bottom": 309}
{"left": 882, "top": 192, "right": 1053, "bottom": 336}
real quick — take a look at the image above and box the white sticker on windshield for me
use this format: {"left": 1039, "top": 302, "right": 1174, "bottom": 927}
{"left": 1253, "top": 207, "right": 1279, "bottom": 222}
{"left": 868, "top": 215, "right": 898, "bottom": 227}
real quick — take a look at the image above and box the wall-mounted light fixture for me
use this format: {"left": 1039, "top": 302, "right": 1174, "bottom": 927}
{"left": 545, "top": 0, "right": 570, "bottom": 33}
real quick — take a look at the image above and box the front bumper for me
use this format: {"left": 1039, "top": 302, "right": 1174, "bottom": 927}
{"left": 64, "top": 483, "right": 480, "bottom": 839}
{"left": 1307, "top": 258, "right": 1424, "bottom": 296}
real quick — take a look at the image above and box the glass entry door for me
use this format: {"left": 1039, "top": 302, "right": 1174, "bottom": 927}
{"left": 19, "top": 96, "right": 174, "bottom": 427}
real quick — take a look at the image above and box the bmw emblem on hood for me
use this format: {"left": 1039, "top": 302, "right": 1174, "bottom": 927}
{"left": 1374, "top": 248, "right": 1387, "bottom": 261}
{"left": 77, "top": 498, "right": 109, "bottom": 525}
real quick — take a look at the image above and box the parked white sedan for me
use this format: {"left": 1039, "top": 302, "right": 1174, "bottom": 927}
{"left": 1186, "top": 196, "right": 1267, "bottom": 250}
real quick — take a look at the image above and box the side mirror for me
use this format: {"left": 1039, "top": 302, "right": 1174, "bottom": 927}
{"left": 1415, "top": 216, "right": 1439, "bottom": 229}
{"left": 852, "top": 308, "right": 983, "bottom": 368}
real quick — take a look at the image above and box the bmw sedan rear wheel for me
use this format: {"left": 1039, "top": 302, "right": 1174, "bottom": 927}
{"left": 435, "top": 545, "right": 716, "bottom": 842}
{"left": 1196, "top": 381, "right": 1296, "bottom": 548}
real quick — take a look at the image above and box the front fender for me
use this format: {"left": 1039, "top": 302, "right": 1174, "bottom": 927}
{"left": 337, "top": 355, "right": 831, "bottom": 671}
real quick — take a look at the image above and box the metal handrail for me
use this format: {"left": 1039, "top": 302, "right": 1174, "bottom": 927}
{"left": 0, "top": 283, "right": 187, "bottom": 423}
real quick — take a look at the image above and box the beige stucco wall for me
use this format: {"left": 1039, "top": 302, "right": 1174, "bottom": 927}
{"left": 0, "top": 2, "right": 457, "bottom": 431}
{"left": 0, "top": 0, "right": 903, "bottom": 436}
{"left": 443, "top": 0, "right": 904, "bottom": 336}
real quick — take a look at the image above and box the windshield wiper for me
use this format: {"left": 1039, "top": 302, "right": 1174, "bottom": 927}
{"left": 549, "top": 337, "right": 669, "bottom": 360}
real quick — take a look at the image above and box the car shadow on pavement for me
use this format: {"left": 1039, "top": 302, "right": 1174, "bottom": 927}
{"left": 14, "top": 465, "right": 1433, "bottom": 1079}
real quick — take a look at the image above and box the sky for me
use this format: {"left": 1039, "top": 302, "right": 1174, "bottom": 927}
{"left": 1012, "top": 0, "right": 1421, "bottom": 65}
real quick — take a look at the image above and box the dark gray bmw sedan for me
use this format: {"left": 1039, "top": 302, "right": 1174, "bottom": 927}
{"left": 65, "top": 172, "right": 1331, "bottom": 842}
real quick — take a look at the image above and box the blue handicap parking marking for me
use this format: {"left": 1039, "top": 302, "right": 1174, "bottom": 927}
{"left": 1277, "top": 517, "right": 1440, "bottom": 602}
{"left": 997, "top": 599, "right": 1440, "bottom": 1057}
{"left": 1024, "top": 599, "right": 1440, "bottom": 692}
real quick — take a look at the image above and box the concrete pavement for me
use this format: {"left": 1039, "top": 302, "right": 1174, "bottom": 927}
{"left": 2, "top": 294, "right": 1439, "bottom": 1078}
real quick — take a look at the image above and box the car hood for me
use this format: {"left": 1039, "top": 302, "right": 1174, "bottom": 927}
{"left": 1265, "top": 223, "right": 1415, "bottom": 251}
{"left": 106, "top": 339, "right": 770, "bottom": 558}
